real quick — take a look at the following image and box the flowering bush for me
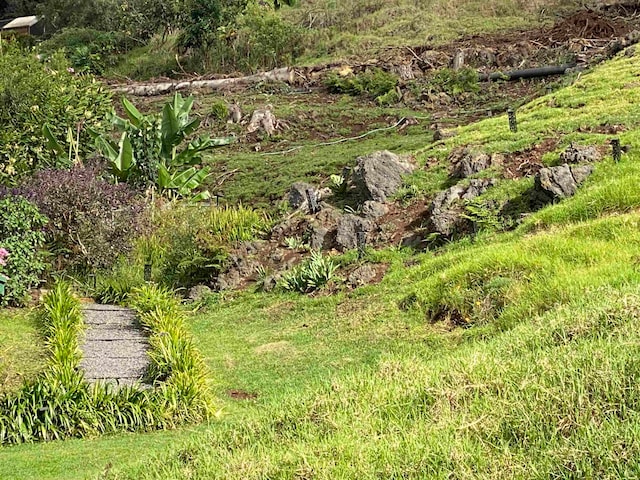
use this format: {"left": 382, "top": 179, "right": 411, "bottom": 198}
{"left": 0, "top": 248, "right": 7, "bottom": 269}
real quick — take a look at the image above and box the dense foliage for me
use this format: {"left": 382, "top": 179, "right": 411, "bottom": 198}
{"left": 148, "top": 203, "right": 269, "bottom": 288}
{"left": 0, "top": 45, "right": 112, "bottom": 185}
{"left": 40, "top": 28, "right": 134, "bottom": 74}
{"left": 0, "top": 196, "right": 47, "bottom": 306}
{"left": 14, "top": 164, "right": 147, "bottom": 272}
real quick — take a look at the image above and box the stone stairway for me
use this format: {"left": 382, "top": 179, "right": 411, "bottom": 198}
{"left": 79, "top": 304, "right": 150, "bottom": 387}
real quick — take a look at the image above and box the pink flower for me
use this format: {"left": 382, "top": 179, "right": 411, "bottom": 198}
{"left": 0, "top": 248, "right": 8, "bottom": 266}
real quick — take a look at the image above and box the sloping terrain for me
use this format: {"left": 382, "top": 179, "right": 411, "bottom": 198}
{"left": 3, "top": 32, "right": 640, "bottom": 479}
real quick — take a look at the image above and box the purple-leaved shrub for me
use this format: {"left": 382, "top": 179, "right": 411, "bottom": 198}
{"left": 11, "top": 164, "right": 147, "bottom": 272}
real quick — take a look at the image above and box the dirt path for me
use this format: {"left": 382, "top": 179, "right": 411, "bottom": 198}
{"left": 79, "top": 304, "right": 150, "bottom": 387}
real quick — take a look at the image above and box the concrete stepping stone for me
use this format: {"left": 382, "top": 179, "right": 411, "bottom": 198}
{"left": 79, "top": 304, "right": 151, "bottom": 387}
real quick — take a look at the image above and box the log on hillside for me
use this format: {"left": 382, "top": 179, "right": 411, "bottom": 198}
{"left": 113, "top": 67, "right": 295, "bottom": 96}
{"left": 478, "top": 64, "right": 577, "bottom": 82}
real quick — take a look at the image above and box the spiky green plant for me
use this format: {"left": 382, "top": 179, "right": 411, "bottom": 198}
{"left": 280, "top": 252, "right": 338, "bottom": 293}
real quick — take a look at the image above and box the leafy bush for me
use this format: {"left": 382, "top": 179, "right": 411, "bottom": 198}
{"left": 180, "top": 1, "right": 304, "bottom": 73}
{"left": 148, "top": 203, "right": 270, "bottom": 288}
{"left": 40, "top": 28, "right": 134, "bottom": 75}
{"left": 0, "top": 196, "right": 47, "bottom": 306}
{"left": 325, "top": 68, "right": 398, "bottom": 101}
{"left": 431, "top": 67, "right": 480, "bottom": 96}
{"left": 280, "top": 251, "right": 337, "bottom": 293}
{"left": 14, "top": 164, "right": 147, "bottom": 272}
{"left": 0, "top": 44, "right": 112, "bottom": 185}
{"left": 95, "top": 93, "right": 233, "bottom": 199}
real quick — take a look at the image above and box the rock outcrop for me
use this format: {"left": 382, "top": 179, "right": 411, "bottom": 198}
{"left": 535, "top": 164, "right": 594, "bottom": 200}
{"left": 426, "top": 178, "right": 497, "bottom": 237}
{"left": 559, "top": 144, "right": 601, "bottom": 164}
{"left": 448, "top": 147, "right": 503, "bottom": 178}
{"left": 352, "top": 151, "right": 414, "bottom": 202}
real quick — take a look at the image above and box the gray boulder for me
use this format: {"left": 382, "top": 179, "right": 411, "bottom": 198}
{"left": 559, "top": 144, "right": 601, "bottom": 164}
{"left": 348, "top": 265, "right": 378, "bottom": 287}
{"left": 448, "top": 147, "right": 502, "bottom": 178}
{"left": 427, "top": 178, "right": 497, "bottom": 237}
{"left": 289, "top": 182, "right": 317, "bottom": 210}
{"left": 352, "top": 151, "right": 414, "bottom": 203}
{"left": 309, "top": 224, "right": 330, "bottom": 250}
{"left": 535, "top": 164, "right": 594, "bottom": 200}
{"left": 361, "top": 201, "right": 389, "bottom": 220}
{"left": 187, "top": 285, "right": 212, "bottom": 302}
{"left": 336, "top": 214, "right": 374, "bottom": 251}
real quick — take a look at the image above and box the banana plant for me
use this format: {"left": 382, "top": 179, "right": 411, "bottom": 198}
{"left": 94, "top": 132, "right": 135, "bottom": 182}
{"left": 94, "top": 93, "right": 234, "bottom": 200}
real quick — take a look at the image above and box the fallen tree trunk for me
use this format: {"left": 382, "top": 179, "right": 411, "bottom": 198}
{"left": 112, "top": 67, "right": 295, "bottom": 96}
{"left": 479, "top": 64, "right": 577, "bottom": 82}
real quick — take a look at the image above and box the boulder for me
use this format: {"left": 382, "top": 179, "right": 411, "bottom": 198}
{"left": 348, "top": 265, "right": 378, "bottom": 287}
{"left": 535, "top": 164, "right": 594, "bottom": 200}
{"left": 427, "top": 178, "right": 497, "bottom": 237}
{"left": 448, "top": 147, "right": 502, "bottom": 178}
{"left": 335, "top": 214, "right": 374, "bottom": 251}
{"left": 361, "top": 201, "right": 389, "bottom": 220}
{"left": 187, "top": 285, "right": 212, "bottom": 302}
{"left": 289, "top": 182, "right": 317, "bottom": 210}
{"left": 309, "top": 225, "right": 330, "bottom": 250}
{"left": 559, "top": 143, "right": 601, "bottom": 164}
{"left": 352, "top": 151, "right": 414, "bottom": 203}
{"left": 215, "top": 269, "right": 241, "bottom": 291}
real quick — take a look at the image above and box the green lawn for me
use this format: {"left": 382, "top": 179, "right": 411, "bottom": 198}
{"left": 0, "top": 309, "right": 44, "bottom": 396}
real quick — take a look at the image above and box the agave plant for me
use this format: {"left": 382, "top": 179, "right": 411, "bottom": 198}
{"left": 95, "top": 93, "right": 234, "bottom": 200}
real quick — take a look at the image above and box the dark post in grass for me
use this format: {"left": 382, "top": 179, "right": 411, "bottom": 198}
{"left": 612, "top": 138, "right": 621, "bottom": 163}
{"left": 306, "top": 188, "right": 320, "bottom": 214}
{"left": 214, "top": 193, "right": 223, "bottom": 207}
{"left": 144, "top": 260, "right": 152, "bottom": 282}
{"left": 507, "top": 108, "right": 518, "bottom": 133}
{"left": 357, "top": 230, "right": 367, "bottom": 259}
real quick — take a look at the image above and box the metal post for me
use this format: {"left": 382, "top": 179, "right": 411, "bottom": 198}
{"left": 507, "top": 108, "right": 517, "bottom": 133}
{"left": 612, "top": 138, "right": 621, "bottom": 163}
{"left": 306, "top": 188, "right": 320, "bottom": 214}
{"left": 356, "top": 230, "right": 366, "bottom": 259}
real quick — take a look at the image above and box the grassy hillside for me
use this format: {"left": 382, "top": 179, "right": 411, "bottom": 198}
{"left": 3, "top": 34, "right": 640, "bottom": 480}
{"left": 283, "top": 0, "right": 573, "bottom": 61}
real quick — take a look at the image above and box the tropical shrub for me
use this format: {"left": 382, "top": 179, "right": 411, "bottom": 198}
{"left": 15, "top": 164, "right": 147, "bottom": 272}
{"left": 40, "top": 28, "right": 134, "bottom": 75}
{"left": 0, "top": 44, "right": 112, "bottom": 185}
{"left": 0, "top": 196, "right": 47, "bottom": 306}
{"left": 95, "top": 93, "right": 233, "bottom": 199}
{"left": 280, "top": 251, "right": 337, "bottom": 293}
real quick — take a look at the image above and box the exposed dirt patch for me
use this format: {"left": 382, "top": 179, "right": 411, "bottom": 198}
{"left": 502, "top": 138, "right": 559, "bottom": 179}
{"left": 227, "top": 389, "right": 258, "bottom": 400}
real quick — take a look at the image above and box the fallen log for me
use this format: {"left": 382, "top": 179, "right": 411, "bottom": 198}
{"left": 479, "top": 64, "right": 577, "bottom": 82}
{"left": 112, "top": 67, "right": 295, "bottom": 96}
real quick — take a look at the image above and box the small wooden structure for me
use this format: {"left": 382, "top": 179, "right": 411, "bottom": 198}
{"left": 0, "top": 16, "right": 45, "bottom": 37}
